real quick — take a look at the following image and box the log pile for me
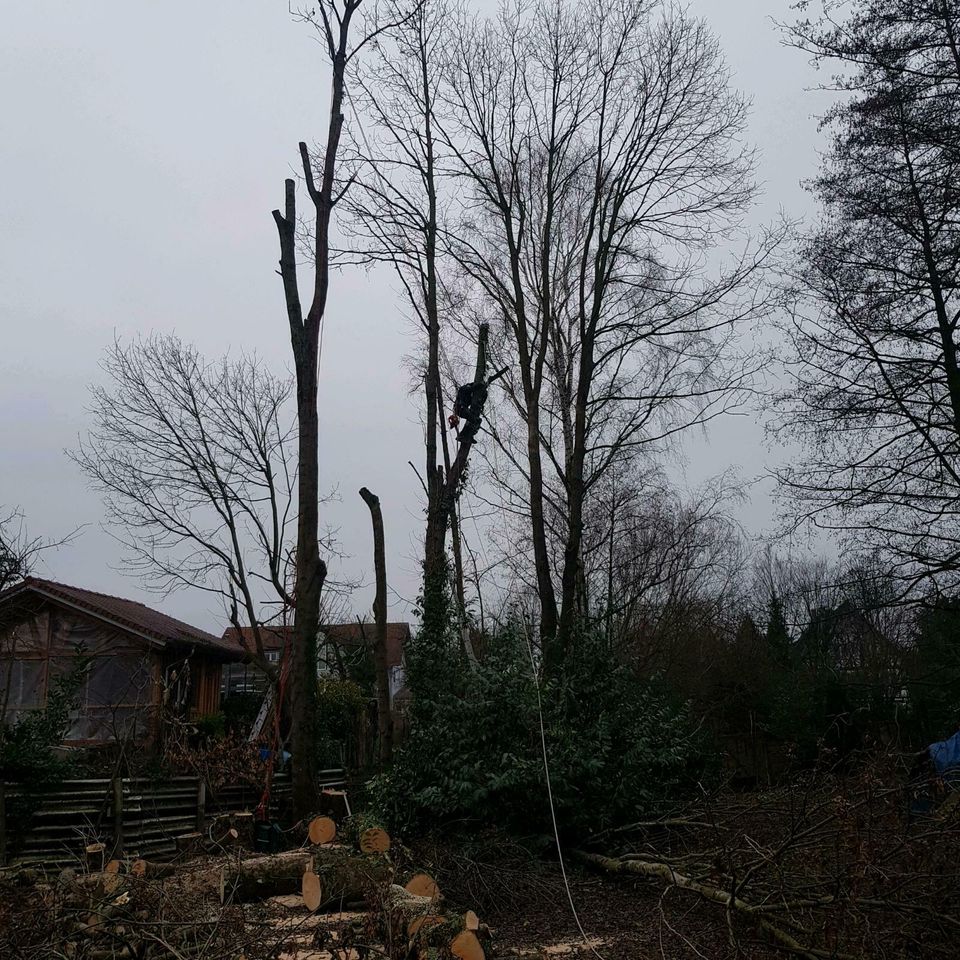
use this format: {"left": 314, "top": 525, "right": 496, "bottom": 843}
{"left": 384, "top": 881, "right": 492, "bottom": 960}
{"left": 0, "top": 803, "right": 494, "bottom": 960}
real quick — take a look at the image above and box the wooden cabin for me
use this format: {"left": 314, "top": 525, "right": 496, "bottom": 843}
{"left": 0, "top": 578, "right": 240, "bottom": 745}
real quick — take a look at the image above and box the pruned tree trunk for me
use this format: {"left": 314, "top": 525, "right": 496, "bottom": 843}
{"left": 421, "top": 324, "right": 499, "bottom": 652}
{"left": 272, "top": 0, "right": 362, "bottom": 819}
{"left": 360, "top": 486, "right": 393, "bottom": 763}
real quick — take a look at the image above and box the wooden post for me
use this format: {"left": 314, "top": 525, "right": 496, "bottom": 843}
{"left": 85, "top": 842, "right": 107, "bottom": 873}
{"left": 196, "top": 778, "right": 207, "bottom": 832}
{"left": 175, "top": 831, "right": 203, "bottom": 856}
{"left": 111, "top": 777, "right": 124, "bottom": 857}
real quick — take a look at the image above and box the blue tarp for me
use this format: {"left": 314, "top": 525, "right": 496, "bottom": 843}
{"left": 929, "top": 730, "right": 960, "bottom": 781}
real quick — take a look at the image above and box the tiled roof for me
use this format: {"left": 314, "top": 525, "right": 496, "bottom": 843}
{"left": 0, "top": 577, "right": 237, "bottom": 656}
{"left": 223, "top": 622, "right": 410, "bottom": 668}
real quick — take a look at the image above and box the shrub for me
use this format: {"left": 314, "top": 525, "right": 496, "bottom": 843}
{"left": 193, "top": 712, "right": 227, "bottom": 740}
{"left": 314, "top": 678, "right": 367, "bottom": 769}
{"left": 0, "top": 654, "right": 88, "bottom": 786}
{"left": 221, "top": 692, "right": 263, "bottom": 735}
{"left": 371, "top": 626, "right": 714, "bottom": 837}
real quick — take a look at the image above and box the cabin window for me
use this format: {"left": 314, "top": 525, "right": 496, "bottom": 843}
{"left": 0, "top": 660, "right": 44, "bottom": 723}
{"left": 59, "top": 654, "right": 154, "bottom": 741}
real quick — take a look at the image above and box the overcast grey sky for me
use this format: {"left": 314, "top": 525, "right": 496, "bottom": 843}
{"left": 0, "top": 1, "right": 828, "bottom": 634}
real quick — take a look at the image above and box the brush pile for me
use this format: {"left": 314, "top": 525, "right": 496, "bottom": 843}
{"left": 0, "top": 809, "right": 493, "bottom": 960}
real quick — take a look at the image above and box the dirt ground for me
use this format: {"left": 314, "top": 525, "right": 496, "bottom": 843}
{"left": 0, "top": 851, "right": 776, "bottom": 960}
{"left": 416, "top": 844, "right": 780, "bottom": 960}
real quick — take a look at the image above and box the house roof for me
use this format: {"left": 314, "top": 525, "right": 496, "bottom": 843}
{"left": 223, "top": 622, "right": 410, "bottom": 668}
{"left": 0, "top": 577, "right": 238, "bottom": 657}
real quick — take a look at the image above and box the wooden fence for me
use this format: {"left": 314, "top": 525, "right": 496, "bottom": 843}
{"left": 0, "top": 767, "right": 346, "bottom": 869}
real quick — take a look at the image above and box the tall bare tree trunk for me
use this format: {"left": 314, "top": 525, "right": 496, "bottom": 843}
{"left": 360, "top": 486, "right": 393, "bottom": 764}
{"left": 273, "top": 0, "right": 360, "bottom": 818}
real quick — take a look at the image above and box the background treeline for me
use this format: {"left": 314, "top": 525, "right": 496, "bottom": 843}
{"left": 374, "top": 500, "right": 960, "bottom": 836}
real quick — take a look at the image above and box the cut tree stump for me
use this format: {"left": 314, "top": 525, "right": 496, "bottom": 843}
{"left": 175, "top": 832, "right": 203, "bottom": 856}
{"left": 84, "top": 843, "right": 106, "bottom": 873}
{"left": 232, "top": 810, "right": 255, "bottom": 848}
{"left": 308, "top": 816, "right": 337, "bottom": 845}
{"left": 464, "top": 910, "right": 480, "bottom": 931}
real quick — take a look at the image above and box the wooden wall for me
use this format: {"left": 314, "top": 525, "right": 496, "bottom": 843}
{"left": 1, "top": 600, "right": 228, "bottom": 740}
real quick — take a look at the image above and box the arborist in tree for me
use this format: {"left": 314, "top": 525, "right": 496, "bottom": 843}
{"left": 447, "top": 363, "right": 507, "bottom": 440}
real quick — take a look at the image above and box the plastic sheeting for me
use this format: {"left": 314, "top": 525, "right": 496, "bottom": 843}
{"left": 929, "top": 729, "right": 960, "bottom": 782}
{"left": 65, "top": 655, "right": 153, "bottom": 741}
{"left": 1, "top": 653, "right": 155, "bottom": 741}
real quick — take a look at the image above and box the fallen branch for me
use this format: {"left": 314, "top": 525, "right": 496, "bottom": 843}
{"left": 572, "top": 849, "right": 856, "bottom": 960}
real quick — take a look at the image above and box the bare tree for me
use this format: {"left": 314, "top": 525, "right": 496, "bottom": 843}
{"left": 272, "top": 0, "right": 405, "bottom": 813}
{"left": 775, "top": 0, "right": 960, "bottom": 592}
{"left": 438, "top": 0, "right": 776, "bottom": 665}
{"left": 0, "top": 509, "right": 54, "bottom": 596}
{"left": 591, "top": 473, "right": 746, "bottom": 663}
{"left": 73, "top": 334, "right": 304, "bottom": 682}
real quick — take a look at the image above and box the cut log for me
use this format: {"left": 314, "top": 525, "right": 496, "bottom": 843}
{"left": 302, "top": 869, "right": 323, "bottom": 911}
{"left": 129, "top": 859, "right": 179, "bottom": 879}
{"left": 104, "top": 860, "right": 122, "bottom": 875}
{"left": 451, "top": 930, "right": 485, "bottom": 960}
{"left": 312, "top": 843, "right": 393, "bottom": 907}
{"left": 308, "top": 815, "right": 337, "bottom": 845}
{"left": 387, "top": 884, "right": 449, "bottom": 935}
{"left": 220, "top": 850, "right": 315, "bottom": 905}
{"left": 387, "top": 883, "right": 435, "bottom": 916}
{"left": 359, "top": 826, "right": 390, "bottom": 855}
{"left": 404, "top": 873, "right": 441, "bottom": 901}
{"left": 464, "top": 910, "right": 480, "bottom": 931}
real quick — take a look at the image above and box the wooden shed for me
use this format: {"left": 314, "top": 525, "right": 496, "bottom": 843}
{"left": 0, "top": 578, "right": 240, "bottom": 745}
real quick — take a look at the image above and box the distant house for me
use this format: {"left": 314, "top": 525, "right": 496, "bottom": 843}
{"left": 0, "top": 578, "right": 240, "bottom": 744}
{"left": 221, "top": 622, "right": 411, "bottom": 709}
